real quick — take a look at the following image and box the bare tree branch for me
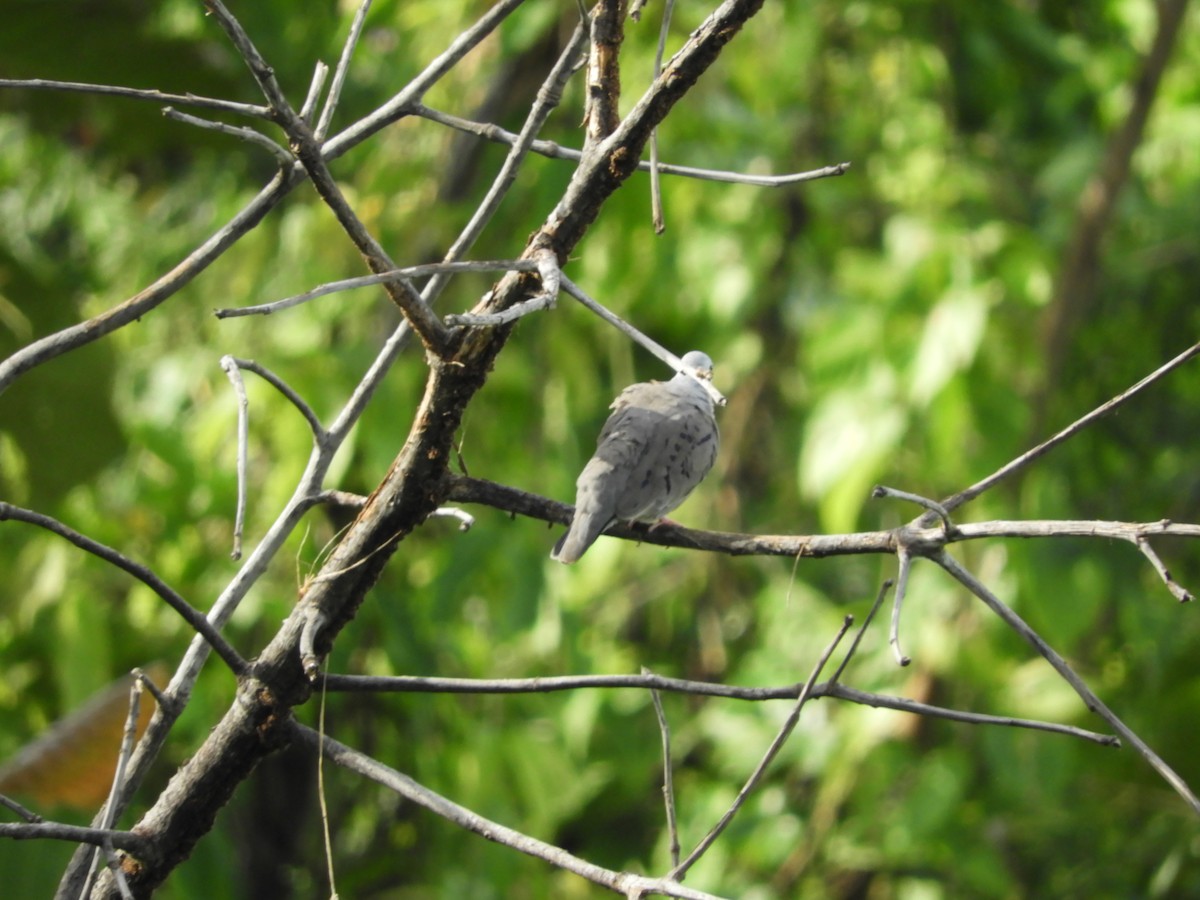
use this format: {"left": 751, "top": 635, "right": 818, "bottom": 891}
{"left": 0, "top": 503, "right": 245, "bottom": 674}
{"left": 937, "top": 550, "right": 1200, "bottom": 815}
{"left": 559, "top": 275, "right": 728, "bottom": 406}
{"left": 413, "top": 104, "right": 851, "bottom": 186}
{"left": 78, "top": 2, "right": 772, "bottom": 895}
{"left": 942, "top": 309, "right": 1200, "bottom": 518}
{"left": 645, "top": 668, "right": 681, "bottom": 870}
{"left": 320, "top": 672, "right": 1118, "bottom": 745}
{"left": 291, "top": 723, "right": 731, "bottom": 900}
{"left": 0, "top": 0, "right": 530, "bottom": 395}
{"left": 314, "top": 0, "right": 373, "bottom": 140}
{"left": 671, "top": 617, "right": 852, "bottom": 880}
{"left": 0, "top": 822, "right": 151, "bottom": 855}
{"left": 0, "top": 78, "right": 272, "bottom": 117}
{"left": 161, "top": 106, "right": 293, "bottom": 162}
{"left": 214, "top": 261, "right": 539, "bottom": 319}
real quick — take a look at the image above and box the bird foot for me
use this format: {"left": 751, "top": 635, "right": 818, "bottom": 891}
{"left": 645, "top": 516, "right": 681, "bottom": 533}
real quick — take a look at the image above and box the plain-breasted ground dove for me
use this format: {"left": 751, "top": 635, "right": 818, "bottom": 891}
{"left": 551, "top": 350, "right": 720, "bottom": 563}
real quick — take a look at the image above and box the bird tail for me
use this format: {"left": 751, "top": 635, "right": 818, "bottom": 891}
{"left": 550, "top": 514, "right": 607, "bottom": 564}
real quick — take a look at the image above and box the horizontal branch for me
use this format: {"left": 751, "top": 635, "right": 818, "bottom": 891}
{"left": 445, "top": 474, "right": 1200, "bottom": 563}
{"left": 825, "top": 683, "right": 1117, "bottom": 747}
{"left": 414, "top": 103, "right": 850, "bottom": 187}
{"left": 214, "top": 259, "right": 540, "bottom": 318}
{"left": 446, "top": 473, "right": 891, "bottom": 556}
{"left": 0, "top": 822, "right": 151, "bottom": 855}
{"left": 0, "top": 78, "right": 271, "bottom": 118}
{"left": 952, "top": 518, "right": 1200, "bottom": 540}
{"left": 320, "top": 672, "right": 1118, "bottom": 746}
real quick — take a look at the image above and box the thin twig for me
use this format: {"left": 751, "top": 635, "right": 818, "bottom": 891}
{"left": 85, "top": 675, "right": 146, "bottom": 900}
{"left": 830, "top": 579, "right": 893, "bottom": 684}
{"left": 0, "top": 822, "right": 151, "bottom": 853}
{"left": 220, "top": 357, "right": 250, "bottom": 561}
{"left": 214, "top": 260, "right": 540, "bottom": 319}
{"left": 317, "top": 670, "right": 1117, "bottom": 746}
{"left": 649, "top": 0, "right": 677, "bottom": 233}
{"left": 0, "top": 503, "right": 245, "bottom": 674}
{"left": 316, "top": 662, "right": 338, "bottom": 898}
{"left": 446, "top": 248, "right": 563, "bottom": 326}
{"left": 559, "top": 275, "right": 727, "bottom": 406}
{"left": 316, "top": 0, "right": 373, "bottom": 141}
{"left": 292, "top": 723, "right": 729, "bottom": 900}
{"left": 298, "top": 62, "right": 329, "bottom": 124}
{"left": 823, "top": 683, "right": 1118, "bottom": 746}
{"left": 671, "top": 616, "right": 854, "bottom": 881}
{"left": 889, "top": 547, "right": 914, "bottom": 667}
{"left": 417, "top": 23, "right": 590, "bottom": 311}
{"left": 106, "top": 674, "right": 146, "bottom": 835}
{"left": 162, "top": 107, "right": 293, "bottom": 164}
{"left": 936, "top": 338, "right": 1200, "bottom": 517}
{"left": 136, "top": 671, "right": 171, "bottom": 711}
{"left": 310, "top": 489, "right": 369, "bottom": 510}
{"left": 444, "top": 294, "right": 553, "bottom": 327}
{"left": 1134, "top": 536, "right": 1193, "bottom": 602}
{"left": 317, "top": 670, "right": 844, "bottom": 698}
{"left": 938, "top": 550, "right": 1200, "bottom": 815}
{"left": 0, "top": 793, "right": 42, "bottom": 823}
{"left": 204, "top": 0, "right": 293, "bottom": 112}
{"left": 223, "top": 356, "right": 325, "bottom": 439}
{"left": 873, "top": 484, "right": 953, "bottom": 533}
{"left": 414, "top": 104, "right": 850, "bottom": 186}
{"left": 645, "top": 667, "right": 681, "bottom": 869}
{"left": 0, "top": 78, "right": 271, "bottom": 117}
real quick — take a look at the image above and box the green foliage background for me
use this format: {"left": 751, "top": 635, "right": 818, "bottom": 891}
{"left": 3, "top": 0, "right": 1200, "bottom": 896}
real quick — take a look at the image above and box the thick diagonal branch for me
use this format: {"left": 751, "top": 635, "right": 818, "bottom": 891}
{"left": 86, "top": 2, "right": 768, "bottom": 896}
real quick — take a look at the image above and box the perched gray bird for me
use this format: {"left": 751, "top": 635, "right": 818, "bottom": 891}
{"left": 551, "top": 350, "right": 720, "bottom": 563}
